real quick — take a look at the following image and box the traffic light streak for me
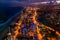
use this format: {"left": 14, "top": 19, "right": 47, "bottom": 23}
{"left": 14, "top": 20, "right": 22, "bottom": 40}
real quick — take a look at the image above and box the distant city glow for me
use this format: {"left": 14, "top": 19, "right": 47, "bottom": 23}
{"left": 31, "top": 0, "right": 60, "bottom": 5}
{"left": 31, "top": 2, "right": 49, "bottom": 5}
{"left": 56, "top": 1, "right": 60, "bottom": 4}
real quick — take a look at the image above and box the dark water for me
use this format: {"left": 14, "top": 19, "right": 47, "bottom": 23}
{"left": 0, "top": 2, "right": 24, "bottom": 39}
{"left": 0, "top": 6, "right": 23, "bottom": 23}
{"left": 0, "top": 6, "right": 24, "bottom": 32}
